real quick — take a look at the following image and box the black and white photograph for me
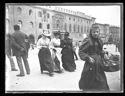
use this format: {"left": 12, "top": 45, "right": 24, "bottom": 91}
{"left": 5, "top": 3, "right": 123, "bottom": 93}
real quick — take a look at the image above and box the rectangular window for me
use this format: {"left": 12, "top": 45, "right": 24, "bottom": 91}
{"left": 74, "top": 24, "right": 75, "bottom": 32}
{"left": 39, "top": 23, "right": 42, "bottom": 29}
{"left": 78, "top": 25, "right": 79, "bottom": 33}
{"left": 47, "top": 13, "right": 50, "bottom": 18}
{"left": 47, "top": 24, "right": 50, "bottom": 29}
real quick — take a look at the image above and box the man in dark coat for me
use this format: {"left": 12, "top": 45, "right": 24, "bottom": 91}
{"left": 11, "top": 25, "right": 30, "bottom": 77}
{"left": 5, "top": 33, "right": 18, "bottom": 71}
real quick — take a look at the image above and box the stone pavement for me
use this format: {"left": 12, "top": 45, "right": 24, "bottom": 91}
{"left": 5, "top": 45, "right": 122, "bottom": 92}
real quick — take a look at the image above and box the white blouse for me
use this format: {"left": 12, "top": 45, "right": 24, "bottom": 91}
{"left": 50, "top": 38, "right": 61, "bottom": 49}
{"left": 37, "top": 37, "right": 50, "bottom": 49}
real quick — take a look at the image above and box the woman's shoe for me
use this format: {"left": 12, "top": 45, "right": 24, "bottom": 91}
{"left": 16, "top": 74, "right": 25, "bottom": 77}
{"left": 58, "top": 69, "right": 64, "bottom": 73}
{"left": 11, "top": 69, "right": 18, "bottom": 71}
{"left": 41, "top": 71, "right": 43, "bottom": 74}
{"left": 49, "top": 73, "right": 54, "bottom": 77}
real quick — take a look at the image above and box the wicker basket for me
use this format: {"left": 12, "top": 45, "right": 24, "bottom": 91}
{"left": 102, "top": 55, "right": 120, "bottom": 72}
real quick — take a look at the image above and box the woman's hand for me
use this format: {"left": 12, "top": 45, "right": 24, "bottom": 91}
{"left": 104, "top": 53, "right": 110, "bottom": 60}
{"left": 89, "top": 57, "right": 95, "bottom": 64}
{"left": 37, "top": 46, "right": 42, "bottom": 49}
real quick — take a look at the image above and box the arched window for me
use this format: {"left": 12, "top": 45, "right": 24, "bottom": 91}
{"left": 47, "top": 24, "right": 50, "bottom": 29}
{"left": 39, "top": 23, "right": 42, "bottom": 29}
{"left": 17, "top": 7, "right": 22, "bottom": 15}
{"left": 29, "top": 9, "right": 33, "bottom": 15}
{"left": 30, "top": 21, "right": 33, "bottom": 28}
{"left": 18, "top": 20, "right": 23, "bottom": 28}
{"left": 69, "top": 24, "right": 71, "bottom": 33}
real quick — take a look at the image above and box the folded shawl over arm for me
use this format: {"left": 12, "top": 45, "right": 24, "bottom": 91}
{"left": 78, "top": 38, "right": 91, "bottom": 61}
{"left": 79, "top": 37, "right": 104, "bottom": 61}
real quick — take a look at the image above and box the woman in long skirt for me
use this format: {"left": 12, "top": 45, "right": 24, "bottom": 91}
{"left": 60, "top": 32, "right": 76, "bottom": 72}
{"left": 78, "top": 24, "right": 109, "bottom": 91}
{"left": 50, "top": 31, "right": 63, "bottom": 73}
{"left": 37, "top": 32, "right": 54, "bottom": 76}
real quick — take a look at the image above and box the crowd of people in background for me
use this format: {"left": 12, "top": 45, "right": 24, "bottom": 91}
{"left": 5, "top": 24, "right": 79, "bottom": 77}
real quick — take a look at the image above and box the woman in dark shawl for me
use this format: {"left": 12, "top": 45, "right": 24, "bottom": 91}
{"left": 60, "top": 32, "right": 76, "bottom": 72}
{"left": 78, "top": 24, "right": 109, "bottom": 91}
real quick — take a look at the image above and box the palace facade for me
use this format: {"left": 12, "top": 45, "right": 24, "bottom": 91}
{"left": 6, "top": 4, "right": 95, "bottom": 43}
{"left": 109, "top": 26, "right": 120, "bottom": 43}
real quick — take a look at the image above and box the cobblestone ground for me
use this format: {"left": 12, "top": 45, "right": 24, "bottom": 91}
{"left": 5, "top": 44, "right": 122, "bottom": 92}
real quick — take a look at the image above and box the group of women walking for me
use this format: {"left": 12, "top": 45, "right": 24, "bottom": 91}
{"left": 36, "top": 23, "right": 113, "bottom": 91}
{"left": 37, "top": 31, "right": 77, "bottom": 76}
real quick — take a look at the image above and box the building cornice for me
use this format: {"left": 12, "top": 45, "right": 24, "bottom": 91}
{"left": 33, "top": 6, "right": 95, "bottom": 20}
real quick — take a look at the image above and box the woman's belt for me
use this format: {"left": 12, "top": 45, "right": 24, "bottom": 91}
{"left": 88, "top": 53, "right": 98, "bottom": 55}
{"left": 54, "top": 46, "right": 60, "bottom": 48}
{"left": 41, "top": 46, "right": 48, "bottom": 48}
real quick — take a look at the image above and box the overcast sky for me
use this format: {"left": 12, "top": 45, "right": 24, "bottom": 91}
{"left": 58, "top": 6, "right": 121, "bottom": 27}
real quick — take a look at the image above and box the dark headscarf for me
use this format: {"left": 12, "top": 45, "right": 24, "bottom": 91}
{"left": 64, "top": 32, "right": 69, "bottom": 36}
{"left": 53, "top": 31, "right": 60, "bottom": 36}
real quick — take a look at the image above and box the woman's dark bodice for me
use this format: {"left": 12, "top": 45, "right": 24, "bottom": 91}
{"left": 87, "top": 41, "right": 102, "bottom": 55}
{"left": 61, "top": 38, "right": 73, "bottom": 48}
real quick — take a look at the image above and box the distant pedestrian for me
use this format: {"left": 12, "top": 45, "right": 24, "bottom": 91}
{"left": 78, "top": 24, "right": 109, "bottom": 91}
{"left": 72, "top": 41, "right": 78, "bottom": 60}
{"left": 25, "top": 36, "right": 30, "bottom": 57}
{"left": 37, "top": 32, "right": 54, "bottom": 76}
{"left": 60, "top": 32, "right": 76, "bottom": 72}
{"left": 28, "top": 34, "right": 35, "bottom": 50}
{"left": 5, "top": 33, "right": 18, "bottom": 71}
{"left": 116, "top": 40, "right": 120, "bottom": 53}
{"left": 11, "top": 25, "right": 30, "bottom": 77}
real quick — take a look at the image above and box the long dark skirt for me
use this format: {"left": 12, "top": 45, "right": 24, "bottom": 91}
{"left": 61, "top": 48, "right": 76, "bottom": 72}
{"left": 79, "top": 54, "right": 109, "bottom": 91}
{"left": 38, "top": 48, "right": 54, "bottom": 73}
